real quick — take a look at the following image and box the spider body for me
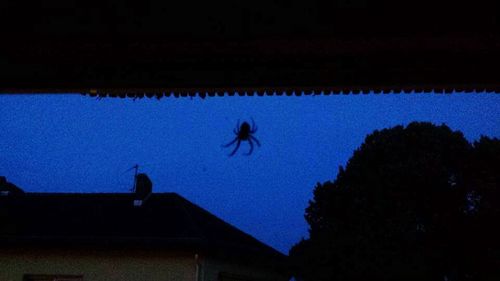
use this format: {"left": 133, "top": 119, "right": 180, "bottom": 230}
{"left": 237, "top": 122, "right": 251, "bottom": 140}
{"left": 223, "top": 119, "right": 261, "bottom": 156}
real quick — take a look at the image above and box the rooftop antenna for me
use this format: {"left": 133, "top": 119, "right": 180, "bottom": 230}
{"left": 125, "top": 164, "right": 140, "bottom": 192}
{"left": 124, "top": 164, "right": 153, "bottom": 207}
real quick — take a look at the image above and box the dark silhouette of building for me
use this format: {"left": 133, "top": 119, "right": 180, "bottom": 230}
{"left": 0, "top": 176, "right": 24, "bottom": 196}
{"left": 0, "top": 191, "right": 289, "bottom": 280}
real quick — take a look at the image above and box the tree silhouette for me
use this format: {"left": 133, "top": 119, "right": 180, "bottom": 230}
{"left": 462, "top": 136, "right": 500, "bottom": 280}
{"left": 290, "top": 122, "right": 499, "bottom": 281}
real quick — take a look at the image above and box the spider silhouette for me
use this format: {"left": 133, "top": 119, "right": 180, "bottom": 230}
{"left": 223, "top": 119, "right": 261, "bottom": 156}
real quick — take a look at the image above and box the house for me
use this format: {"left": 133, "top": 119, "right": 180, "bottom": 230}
{"left": 0, "top": 179, "right": 289, "bottom": 281}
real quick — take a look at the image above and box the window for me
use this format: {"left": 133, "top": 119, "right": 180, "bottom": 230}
{"left": 218, "top": 272, "right": 262, "bottom": 281}
{"left": 23, "top": 275, "right": 83, "bottom": 281}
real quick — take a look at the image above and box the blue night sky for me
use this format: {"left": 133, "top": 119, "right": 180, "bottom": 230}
{"left": 1, "top": 93, "right": 499, "bottom": 254}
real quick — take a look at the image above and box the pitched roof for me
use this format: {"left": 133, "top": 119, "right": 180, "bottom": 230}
{"left": 0, "top": 193, "right": 286, "bottom": 265}
{"left": 1, "top": 0, "right": 498, "bottom": 94}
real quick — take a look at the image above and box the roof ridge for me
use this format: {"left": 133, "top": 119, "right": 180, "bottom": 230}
{"left": 23, "top": 192, "right": 179, "bottom": 195}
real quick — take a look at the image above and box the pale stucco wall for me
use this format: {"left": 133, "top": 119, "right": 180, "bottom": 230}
{"left": 200, "top": 256, "right": 289, "bottom": 281}
{"left": 0, "top": 248, "right": 196, "bottom": 281}
{"left": 0, "top": 249, "right": 288, "bottom": 281}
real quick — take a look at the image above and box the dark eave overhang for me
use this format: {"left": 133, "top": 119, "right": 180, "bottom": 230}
{"left": 1, "top": 1, "right": 499, "bottom": 97}
{"left": 2, "top": 35, "right": 499, "bottom": 98}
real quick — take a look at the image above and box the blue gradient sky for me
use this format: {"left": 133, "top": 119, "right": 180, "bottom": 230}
{"left": 1, "top": 93, "right": 499, "bottom": 253}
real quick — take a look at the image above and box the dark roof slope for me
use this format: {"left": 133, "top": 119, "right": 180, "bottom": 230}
{"left": 1, "top": 0, "right": 498, "bottom": 94}
{"left": 0, "top": 193, "right": 285, "bottom": 264}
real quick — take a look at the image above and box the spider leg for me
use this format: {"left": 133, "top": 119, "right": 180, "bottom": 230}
{"left": 229, "top": 140, "right": 241, "bottom": 156}
{"left": 234, "top": 119, "right": 240, "bottom": 134}
{"left": 245, "top": 139, "right": 254, "bottom": 155}
{"left": 222, "top": 137, "right": 238, "bottom": 147}
{"left": 250, "top": 135, "right": 261, "bottom": 146}
{"left": 250, "top": 117, "right": 258, "bottom": 133}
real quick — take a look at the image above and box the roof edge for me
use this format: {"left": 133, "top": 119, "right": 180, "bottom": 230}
{"left": 1, "top": 88, "right": 499, "bottom": 97}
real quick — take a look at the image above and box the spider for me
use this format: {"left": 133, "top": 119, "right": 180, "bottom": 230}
{"left": 223, "top": 118, "right": 261, "bottom": 156}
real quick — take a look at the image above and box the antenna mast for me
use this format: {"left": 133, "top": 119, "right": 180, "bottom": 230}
{"left": 129, "top": 164, "right": 139, "bottom": 192}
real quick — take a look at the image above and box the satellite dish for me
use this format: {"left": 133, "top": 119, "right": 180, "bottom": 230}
{"left": 134, "top": 173, "right": 152, "bottom": 200}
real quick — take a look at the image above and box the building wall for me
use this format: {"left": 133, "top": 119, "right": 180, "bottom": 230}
{"left": 0, "top": 248, "right": 197, "bottom": 281}
{"left": 200, "top": 256, "right": 289, "bottom": 281}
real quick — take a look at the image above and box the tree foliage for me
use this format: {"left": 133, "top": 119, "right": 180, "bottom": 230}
{"left": 290, "top": 122, "right": 500, "bottom": 281}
